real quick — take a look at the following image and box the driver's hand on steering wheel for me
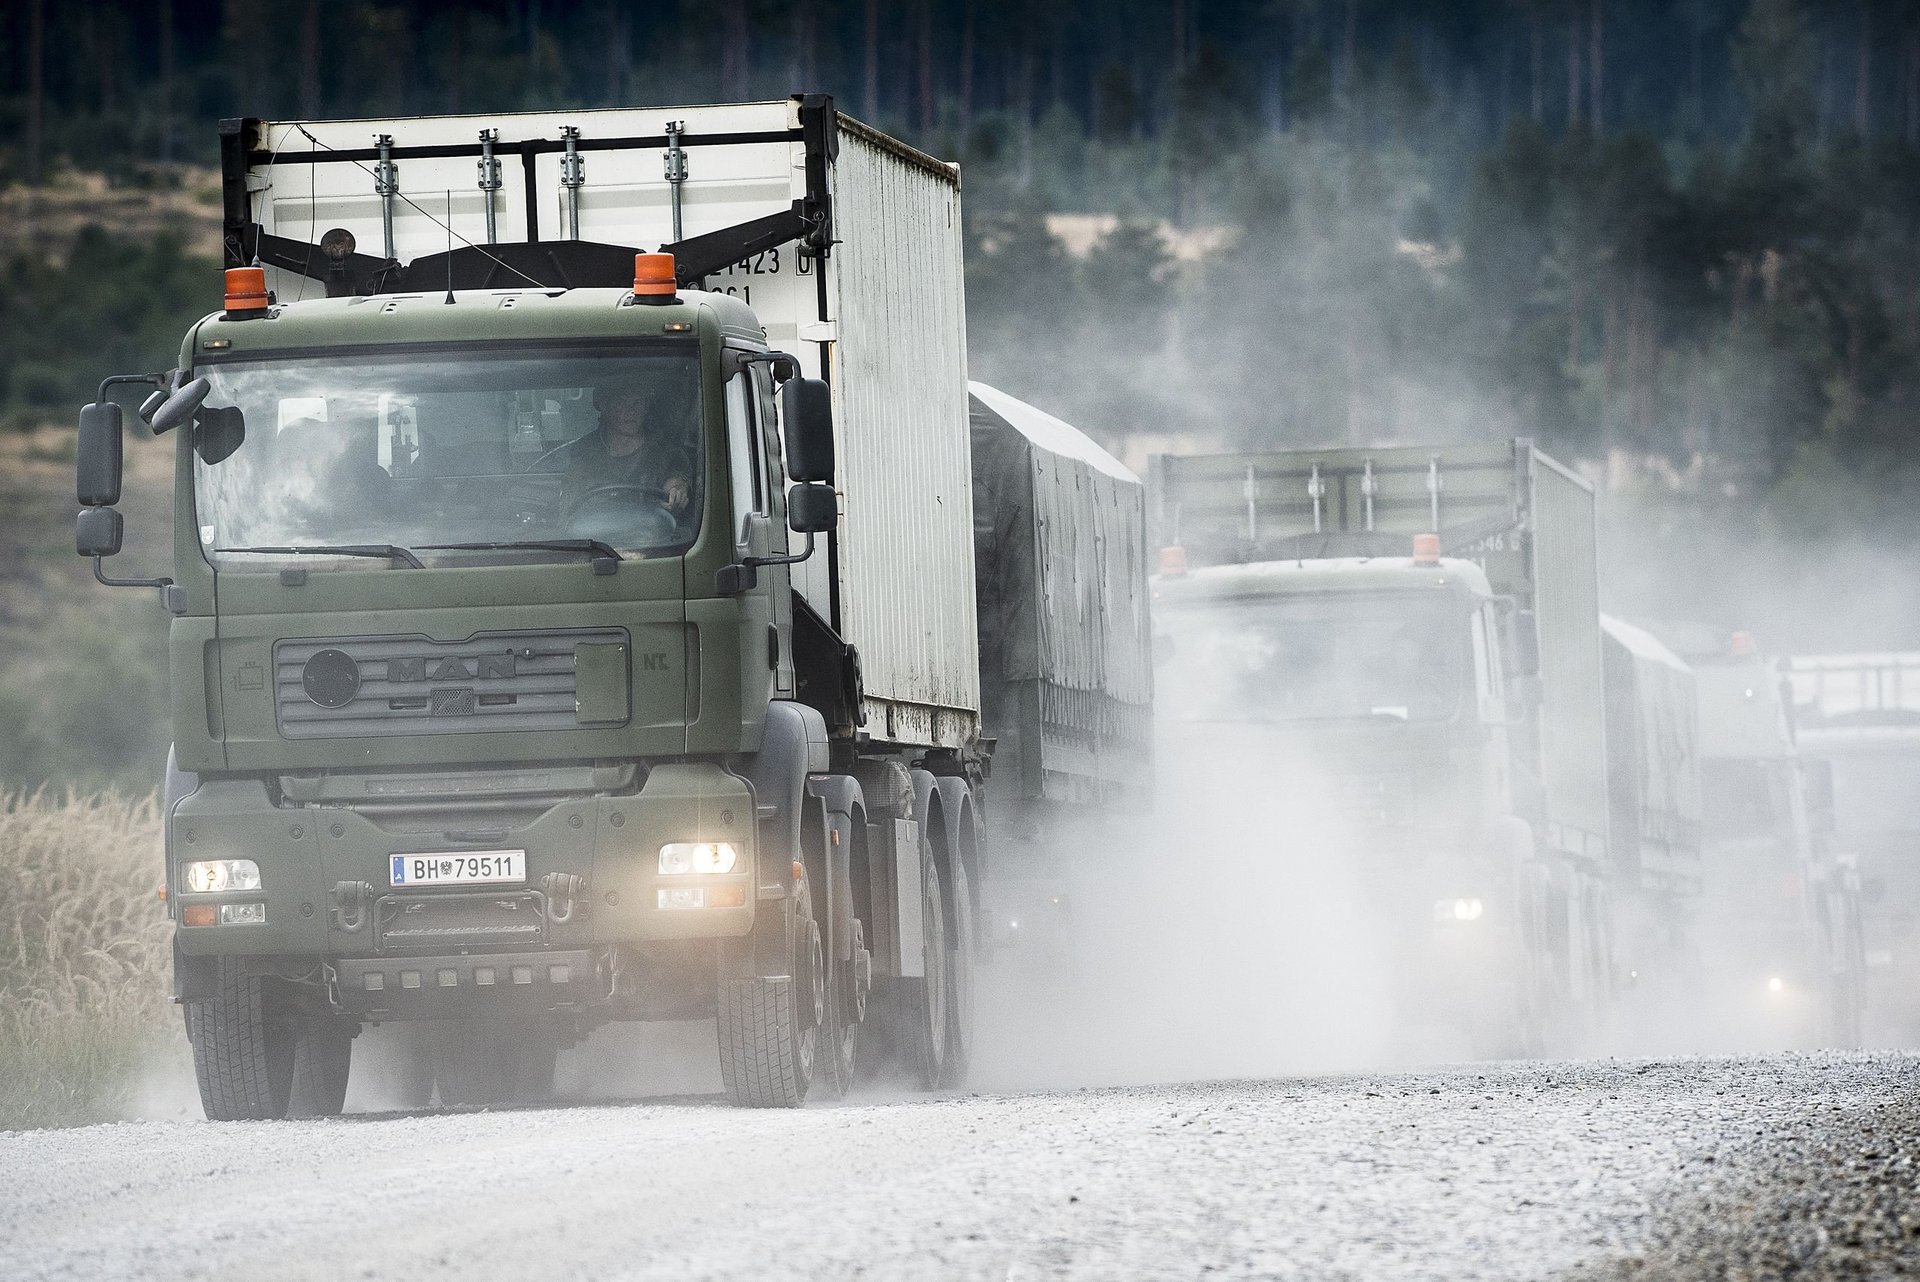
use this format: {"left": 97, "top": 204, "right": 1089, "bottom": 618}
{"left": 663, "top": 477, "right": 691, "bottom": 513}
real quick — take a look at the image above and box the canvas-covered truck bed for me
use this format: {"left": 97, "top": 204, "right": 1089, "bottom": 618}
{"left": 969, "top": 383, "right": 1152, "bottom": 809}
{"left": 220, "top": 96, "right": 976, "bottom": 749}
{"left": 1149, "top": 439, "right": 1609, "bottom": 864}
{"left": 1601, "top": 614, "right": 1702, "bottom": 892}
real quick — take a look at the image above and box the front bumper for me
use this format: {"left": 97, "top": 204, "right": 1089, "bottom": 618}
{"left": 171, "top": 762, "right": 758, "bottom": 959}
{"left": 332, "top": 949, "right": 605, "bottom": 1017}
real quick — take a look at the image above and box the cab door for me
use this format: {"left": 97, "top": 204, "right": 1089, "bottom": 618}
{"left": 754, "top": 364, "right": 796, "bottom": 696}
{"left": 726, "top": 365, "right": 795, "bottom": 703}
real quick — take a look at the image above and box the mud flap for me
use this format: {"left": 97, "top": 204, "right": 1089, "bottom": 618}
{"left": 892, "top": 818, "right": 925, "bottom": 978}
{"left": 174, "top": 936, "right": 216, "bottom": 1004}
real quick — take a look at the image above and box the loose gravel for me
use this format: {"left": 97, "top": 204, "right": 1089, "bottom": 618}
{"left": 0, "top": 1052, "right": 1914, "bottom": 1280}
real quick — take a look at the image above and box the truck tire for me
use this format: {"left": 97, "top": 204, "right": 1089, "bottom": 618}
{"left": 886, "top": 853, "right": 953, "bottom": 1090}
{"left": 716, "top": 880, "right": 824, "bottom": 1107}
{"left": 187, "top": 958, "right": 316, "bottom": 1120}
{"left": 815, "top": 918, "right": 862, "bottom": 1100}
{"left": 288, "top": 1022, "right": 354, "bottom": 1118}
{"left": 431, "top": 1020, "right": 559, "bottom": 1107}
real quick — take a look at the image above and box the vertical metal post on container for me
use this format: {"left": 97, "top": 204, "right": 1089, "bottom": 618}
{"left": 1361, "top": 458, "right": 1377, "bottom": 531}
{"left": 374, "top": 134, "right": 398, "bottom": 262}
{"left": 560, "top": 126, "right": 585, "bottom": 241}
{"left": 477, "top": 129, "right": 502, "bottom": 244}
{"left": 664, "top": 120, "right": 688, "bottom": 244}
{"left": 1305, "top": 462, "right": 1323, "bottom": 535}
{"left": 1427, "top": 455, "right": 1442, "bottom": 532}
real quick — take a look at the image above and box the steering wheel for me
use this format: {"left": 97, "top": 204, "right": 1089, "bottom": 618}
{"left": 565, "top": 482, "right": 680, "bottom": 546}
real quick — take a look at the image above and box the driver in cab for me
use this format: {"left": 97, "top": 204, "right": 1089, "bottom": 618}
{"left": 561, "top": 378, "right": 696, "bottom": 523}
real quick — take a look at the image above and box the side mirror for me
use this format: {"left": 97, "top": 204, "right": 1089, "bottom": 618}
{"left": 780, "top": 377, "right": 834, "bottom": 484}
{"left": 150, "top": 376, "right": 211, "bottom": 436}
{"left": 77, "top": 401, "right": 124, "bottom": 507}
{"left": 75, "top": 506, "right": 124, "bottom": 558}
{"left": 788, "top": 482, "right": 837, "bottom": 534}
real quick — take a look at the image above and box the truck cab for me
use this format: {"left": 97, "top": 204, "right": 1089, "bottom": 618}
{"left": 1148, "top": 440, "right": 1616, "bottom": 1056}
{"left": 1151, "top": 546, "right": 1579, "bottom": 1055}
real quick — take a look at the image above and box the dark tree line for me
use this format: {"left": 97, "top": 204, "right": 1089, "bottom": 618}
{"left": 4, "top": 0, "right": 1920, "bottom": 562}
{"left": 10, "top": 1, "right": 1920, "bottom": 183}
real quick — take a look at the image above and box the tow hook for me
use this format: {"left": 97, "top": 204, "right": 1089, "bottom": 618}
{"left": 542, "top": 872, "right": 586, "bottom": 924}
{"left": 330, "top": 880, "right": 372, "bottom": 932}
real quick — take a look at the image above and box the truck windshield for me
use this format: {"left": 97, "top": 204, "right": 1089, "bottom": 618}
{"left": 192, "top": 348, "right": 702, "bottom": 565}
{"left": 1157, "top": 591, "right": 1465, "bottom": 723}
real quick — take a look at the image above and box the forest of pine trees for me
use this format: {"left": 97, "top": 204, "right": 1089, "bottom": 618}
{"left": 4, "top": 0, "right": 1920, "bottom": 586}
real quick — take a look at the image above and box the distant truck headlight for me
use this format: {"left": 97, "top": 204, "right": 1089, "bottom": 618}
{"left": 658, "top": 842, "right": 739, "bottom": 875}
{"left": 182, "top": 859, "right": 262, "bottom": 893}
{"left": 1434, "top": 897, "right": 1485, "bottom": 923}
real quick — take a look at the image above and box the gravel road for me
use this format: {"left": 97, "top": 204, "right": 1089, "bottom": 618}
{"left": 2, "top": 1050, "right": 1914, "bottom": 1281}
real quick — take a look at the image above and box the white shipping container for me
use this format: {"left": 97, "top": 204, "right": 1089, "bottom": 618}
{"left": 228, "top": 97, "right": 979, "bottom": 748}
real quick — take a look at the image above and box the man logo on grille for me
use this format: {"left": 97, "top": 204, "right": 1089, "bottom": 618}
{"left": 388, "top": 653, "right": 518, "bottom": 682}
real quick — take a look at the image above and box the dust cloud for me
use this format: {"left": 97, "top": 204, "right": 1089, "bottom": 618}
{"left": 972, "top": 728, "right": 1443, "bottom": 1091}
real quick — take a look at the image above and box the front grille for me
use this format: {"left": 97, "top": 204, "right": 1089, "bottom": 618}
{"left": 273, "top": 628, "right": 627, "bottom": 739}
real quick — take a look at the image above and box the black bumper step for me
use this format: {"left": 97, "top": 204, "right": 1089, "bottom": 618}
{"left": 332, "top": 949, "right": 602, "bottom": 1017}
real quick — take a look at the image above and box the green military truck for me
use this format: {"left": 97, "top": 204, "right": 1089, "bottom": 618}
{"left": 1149, "top": 440, "right": 1614, "bottom": 1053}
{"left": 1787, "top": 652, "right": 1920, "bottom": 1042}
{"left": 73, "top": 97, "right": 1148, "bottom": 1117}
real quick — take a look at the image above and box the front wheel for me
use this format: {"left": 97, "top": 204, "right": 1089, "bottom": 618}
{"left": 187, "top": 958, "right": 350, "bottom": 1120}
{"left": 716, "top": 880, "right": 824, "bottom": 1107}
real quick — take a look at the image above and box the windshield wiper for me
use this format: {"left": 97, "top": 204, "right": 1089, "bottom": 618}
{"left": 415, "top": 540, "right": 624, "bottom": 562}
{"left": 216, "top": 544, "right": 425, "bottom": 568}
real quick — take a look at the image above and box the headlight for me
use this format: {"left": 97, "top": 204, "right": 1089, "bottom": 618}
{"left": 182, "top": 859, "right": 262, "bottom": 893}
{"left": 1434, "top": 897, "right": 1484, "bottom": 923}
{"left": 658, "top": 842, "right": 739, "bottom": 875}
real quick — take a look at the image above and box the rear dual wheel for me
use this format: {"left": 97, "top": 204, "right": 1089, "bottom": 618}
{"left": 868, "top": 852, "right": 976, "bottom": 1091}
{"left": 429, "top": 1019, "right": 560, "bottom": 1107}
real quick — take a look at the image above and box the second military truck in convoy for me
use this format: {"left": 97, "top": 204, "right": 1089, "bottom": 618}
{"left": 1150, "top": 441, "right": 1620, "bottom": 1054}
{"left": 1150, "top": 440, "right": 1716, "bottom": 1055}
{"left": 73, "top": 97, "right": 1150, "bottom": 1116}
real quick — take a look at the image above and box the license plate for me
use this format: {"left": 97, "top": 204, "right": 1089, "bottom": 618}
{"left": 390, "top": 850, "right": 527, "bottom": 887}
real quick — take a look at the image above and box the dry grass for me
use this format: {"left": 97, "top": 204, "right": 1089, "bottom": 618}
{"left": 0, "top": 791, "right": 173, "bottom": 1130}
